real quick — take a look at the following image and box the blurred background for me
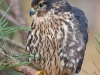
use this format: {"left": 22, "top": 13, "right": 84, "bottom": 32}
{"left": 0, "top": 0, "right": 100, "bottom": 75}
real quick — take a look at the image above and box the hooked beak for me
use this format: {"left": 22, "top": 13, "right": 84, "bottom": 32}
{"left": 29, "top": 8, "right": 36, "bottom": 17}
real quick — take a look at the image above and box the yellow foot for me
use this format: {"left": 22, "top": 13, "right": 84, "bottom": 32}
{"left": 36, "top": 71, "right": 47, "bottom": 75}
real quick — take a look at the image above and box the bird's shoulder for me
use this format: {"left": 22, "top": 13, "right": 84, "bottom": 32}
{"left": 72, "top": 7, "right": 88, "bottom": 43}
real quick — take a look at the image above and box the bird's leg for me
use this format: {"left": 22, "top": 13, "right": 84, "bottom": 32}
{"left": 36, "top": 71, "right": 47, "bottom": 75}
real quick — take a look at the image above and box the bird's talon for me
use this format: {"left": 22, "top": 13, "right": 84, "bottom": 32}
{"left": 36, "top": 71, "right": 47, "bottom": 75}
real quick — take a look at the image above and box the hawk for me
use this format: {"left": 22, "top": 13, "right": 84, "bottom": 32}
{"left": 26, "top": 0, "right": 88, "bottom": 75}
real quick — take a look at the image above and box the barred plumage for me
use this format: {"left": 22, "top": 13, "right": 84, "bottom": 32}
{"left": 26, "top": 0, "right": 88, "bottom": 75}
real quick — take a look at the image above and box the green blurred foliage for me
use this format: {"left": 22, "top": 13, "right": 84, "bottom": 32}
{"left": 0, "top": 0, "right": 7, "bottom": 10}
{"left": 4, "top": 70, "right": 23, "bottom": 75}
{"left": 0, "top": 0, "right": 17, "bottom": 39}
{"left": 95, "top": 31, "right": 100, "bottom": 54}
{"left": 0, "top": 0, "right": 23, "bottom": 75}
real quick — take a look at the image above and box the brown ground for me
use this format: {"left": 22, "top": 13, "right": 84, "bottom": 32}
{"left": 20, "top": 0, "right": 100, "bottom": 75}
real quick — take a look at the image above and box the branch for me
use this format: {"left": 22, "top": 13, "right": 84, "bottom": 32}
{"left": 0, "top": 49, "right": 38, "bottom": 75}
{"left": 15, "top": 66, "right": 37, "bottom": 75}
{"left": 0, "top": 8, "right": 21, "bottom": 26}
{"left": 0, "top": 36, "right": 25, "bottom": 49}
{"left": 6, "top": 0, "right": 28, "bottom": 25}
{"left": 6, "top": 0, "right": 28, "bottom": 44}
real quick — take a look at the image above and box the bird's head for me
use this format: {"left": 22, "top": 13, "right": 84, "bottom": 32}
{"left": 30, "top": 0, "right": 49, "bottom": 17}
{"left": 30, "top": 0, "right": 70, "bottom": 17}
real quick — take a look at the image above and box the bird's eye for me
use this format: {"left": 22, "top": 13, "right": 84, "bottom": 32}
{"left": 39, "top": 3, "right": 44, "bottom": 7}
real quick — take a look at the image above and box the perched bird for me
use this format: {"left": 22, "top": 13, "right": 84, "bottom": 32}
{"left": 26, "top": 0, "right": 88, "bottom": 75}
